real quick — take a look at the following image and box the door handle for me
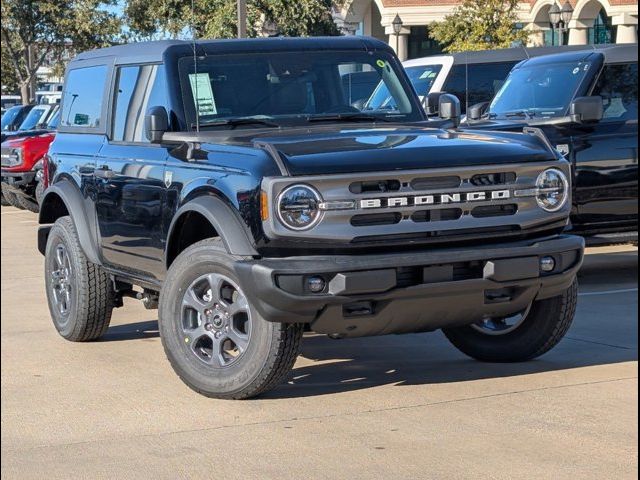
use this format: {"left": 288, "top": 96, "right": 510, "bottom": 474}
{"left": 94, "top": 166, "right": 116, "bottom": 179}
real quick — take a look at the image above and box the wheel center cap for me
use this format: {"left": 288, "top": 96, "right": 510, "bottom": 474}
{"left": 212, "top": 314, "right": 224, "bottom": 328}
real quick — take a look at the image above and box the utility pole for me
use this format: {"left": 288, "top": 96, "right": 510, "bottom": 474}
{"left": 237, "top": 0, "right": 247, "bottom": 38}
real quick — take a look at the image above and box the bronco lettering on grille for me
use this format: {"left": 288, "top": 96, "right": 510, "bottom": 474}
{"left": 359, "top": 190, "right": 510, "bottom": 209}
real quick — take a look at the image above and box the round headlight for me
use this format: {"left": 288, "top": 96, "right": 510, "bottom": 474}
{"left": 277, "top": 185, "right": 322, "bottom": 230}
{"left": 535, "top": 168, "right": 569, "bottom": 212}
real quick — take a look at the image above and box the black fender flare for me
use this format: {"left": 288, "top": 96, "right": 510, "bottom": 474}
{"left": 166, "top": 195, "right": 258, "bottom": 264}
{"left": 38, "top": 181, "right": 101, "bottom": 265}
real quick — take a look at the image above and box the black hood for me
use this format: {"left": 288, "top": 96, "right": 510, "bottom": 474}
{"left": 189, "top": 124, "right": 557, "bottom": 176}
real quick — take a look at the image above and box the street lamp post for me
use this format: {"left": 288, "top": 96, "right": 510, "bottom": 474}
{"left": 548, "top": 1, "right": 574, "bottom": 46}
{"left": 391, "top": 14, "right": 403, "bottom": 58}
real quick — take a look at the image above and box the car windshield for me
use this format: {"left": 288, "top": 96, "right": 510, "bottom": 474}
{"left": 366, "top": 64, "right": 443, "bottom": 110}
{"left": 46, "top": 109, "right": 60, "bottom": 129}
{"left": 178, "top": 50, "right": 423, "bottom": 128}
{"left": 18, "top": 106, "right": 49, "bottom": 131}
{"left": 489, "top": 60, "right": 594, "bottom": 118}
{"left": 1, "top": 106, "right": 22, "bottom": 131}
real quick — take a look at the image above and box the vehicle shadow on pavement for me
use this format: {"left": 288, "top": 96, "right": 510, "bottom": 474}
{"left": 100, "top": 320, "right": 159, "bottom": 341}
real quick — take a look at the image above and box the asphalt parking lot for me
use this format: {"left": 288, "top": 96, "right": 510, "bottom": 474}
{"left": 1, "top": 205, "right": 637, "bottom": 480}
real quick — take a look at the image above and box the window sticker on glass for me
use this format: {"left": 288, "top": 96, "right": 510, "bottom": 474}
{"left": 189, "top": 73, "right": 217, "bottom": 115}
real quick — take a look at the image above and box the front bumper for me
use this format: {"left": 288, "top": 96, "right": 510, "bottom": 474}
{"left": 235, "top": 234, "right": 584, "bottom": 338}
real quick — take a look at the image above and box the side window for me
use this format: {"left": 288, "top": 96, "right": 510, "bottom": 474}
{"left": 112, "top": 64, "right": 167, "bottom": 142}
{"left": 443, "top": 62, "right": 516, "bottom": 111}
{"left": 592, "top": 63, "right": 638, "bottom": 121}
{"left": 60, "top": 65, "right": 108, "bottom": 128}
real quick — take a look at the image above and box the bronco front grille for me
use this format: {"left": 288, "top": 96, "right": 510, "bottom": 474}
{"left": 262, "top": 161, "right": 571, "bottom": 245}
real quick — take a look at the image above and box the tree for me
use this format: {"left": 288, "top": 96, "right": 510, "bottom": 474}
{"left": 124, "top": 0, "right": 340, "bottom": 40}
{"left": 1, "top": 0, "right": 122, "bottom": 104}
{"left": 430, "top": 0, "right": 530, "bottom": 53}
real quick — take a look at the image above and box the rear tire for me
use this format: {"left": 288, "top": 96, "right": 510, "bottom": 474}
{"left": 443, "top": 280, "right": 578, "bottom": 362}
{"left": 159, "top": 238, "right": 303, "bottom": 399}
{"left": 44, "top": 216, "right": 114, "bottom": 341}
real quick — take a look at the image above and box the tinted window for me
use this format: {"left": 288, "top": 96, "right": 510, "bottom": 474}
{"left": 112, "top": 65, "right": 167, "bottom": 142}
{"left": 60, "top": 65, "right": 108, "bottom": 128}
{"left": 592, "top": 62, "right": 638, "bottom": 121}
{"left": 443, "top": 62, "right": 516, "bottom": 112}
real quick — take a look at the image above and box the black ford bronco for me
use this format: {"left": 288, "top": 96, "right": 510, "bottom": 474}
{"left": 38, "top": 38, "right": 583, "bottom": 399}
{"left": 459, "top": 45, "right": 638, "bottom": 246}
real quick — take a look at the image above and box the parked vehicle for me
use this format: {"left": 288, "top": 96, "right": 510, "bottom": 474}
{"left": 1, "top": 105, "right": 34, "bottom": 133}
{"left": 38, "top": 38, "right": 583, "bottom": 399}
{"left": 368, "top": 45, "right": 609, "bottom": 115}
{"left": 1, "top": 130, "right": 56, "bottom": 211}
{"left": 1, "top": 104, "right": 59, "bottom": 143}
{"left": 460, "top": 44, "right": 638, "bottom": 245}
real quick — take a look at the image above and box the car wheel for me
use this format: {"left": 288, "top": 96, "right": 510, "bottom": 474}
{"left": 159, "top": 238, "right": 303, "bottom": 399}
{"left": 35, "top": 180, "right": 45, "bottom": 206}
{"left": 44, "top": 216, "right": 114, "bottom": 341}
{"left": 17, "top": 194, "right": 39, "bottom": 213}
{"left": 443, "top": 280, "right": 578, "bottom": 362}
{"left": 1, "top": 185, "right": 23, "bottom": 209}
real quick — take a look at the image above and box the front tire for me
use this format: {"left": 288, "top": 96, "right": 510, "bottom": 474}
{"left": 443, "top": 280, "right": 578, "bottom": 362}
{"left": 44, "top": 216, "right": 114, "bottom": 341}
{"left": 159, "top": 238, "right": 303, "bottom": 399}
{"left": 17, "top": 193, "right": 39, "bottom": 213}
{"left": 1, "top": 185, "right": 23, "bottom": 209}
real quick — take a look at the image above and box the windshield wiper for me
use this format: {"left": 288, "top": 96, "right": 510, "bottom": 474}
{"left": 504, "top": 110, "right": 536, "bottom": 119}
{"left": 308, "top": 113, "right": 394, "bottom": 123}
{"left": 195, "top": 117, "right": 281, "bottom": 129}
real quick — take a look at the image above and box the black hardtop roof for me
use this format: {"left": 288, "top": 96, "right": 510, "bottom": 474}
{"left": 446, "top": 43, "right": 637, "bottom": 65}
{"left": 70, "top": 36, "right": 393, "bottom": 66}
{"left": 516, "top": 43, "right": 637, "bottom": 68}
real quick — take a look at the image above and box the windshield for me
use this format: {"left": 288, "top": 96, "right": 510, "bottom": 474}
{"left": 366, "top": 64, "right": 443, "bottom": 110}
{"left": 18, "top": 106, "right": 49, "bottom": 131}
{"left": 489, "top": 60, "right": 594, "bottom": 118}
{"left": 178, "top": 50, "right": 423, "bottom": 128}
{"left": 46, "top": 109, "right": 60, "bottom": 129}
{"left": 1, "top": 106, "right": 22, "bottom": 131}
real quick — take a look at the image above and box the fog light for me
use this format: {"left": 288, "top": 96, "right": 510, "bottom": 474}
{"left": 540, "top": 256, "right": 556, "bottom": 273}
{"left": 307, "top": 276, "right": 326, "bottom": 293}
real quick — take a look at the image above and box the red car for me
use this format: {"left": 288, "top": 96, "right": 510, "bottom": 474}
{"left": 1, "top": 131, "right": 55, "bottom": 212}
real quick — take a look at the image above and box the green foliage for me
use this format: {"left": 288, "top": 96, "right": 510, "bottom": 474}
{"left": 1, "top": 0, "right": 121, "bottom": 100}
{"left": 430, "top": 0, "right": 529, "bottom": 53}
{"left": 124, "top": 0, "right": 340, "bottom": 40}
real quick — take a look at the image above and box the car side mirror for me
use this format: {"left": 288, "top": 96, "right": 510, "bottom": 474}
{"left": 570, "top": 96, "right": 603, "bottom": 124}
{"left": 144, "top": 106, "right": 169, "bottom": 143}
{"left": 468, "top": 102, "right": 490, "bottom": 121}
{"left": 425, "top": 92, "right": 445, "bottom": 116}
{"left": 439, "top": 94, "right": 461, "bottom": 128}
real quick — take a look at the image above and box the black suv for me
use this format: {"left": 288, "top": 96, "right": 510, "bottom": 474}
{"left": 38, "top": 38, "right": 583, "bottom": 399}
{"left": 461, "top": 45, "right": 638, "bottom": 245}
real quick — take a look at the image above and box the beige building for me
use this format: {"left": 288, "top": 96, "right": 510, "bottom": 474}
{"left": 333, "top": 0, "right": 639, "bottom": 60}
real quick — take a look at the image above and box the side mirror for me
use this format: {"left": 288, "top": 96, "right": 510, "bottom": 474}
{"left": 144, "top": 106, "right": 169, "bottom": 143}
{"left": 468, "top": 102, "right": 490, "bottom": 121}
{"left": 439, "top": 93, "right": 461, "bottom": 128}
{"left": 570, "top": 96, "right": 603, "bottom": 124}
{"left": 425, "top": 92, "right": 445, "bottom": 116}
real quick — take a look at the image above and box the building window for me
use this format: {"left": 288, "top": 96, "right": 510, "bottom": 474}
{"left": 407, "top": 26, "right": 443, "bottom": 60}
{"left": 589, "top": 9, "right": 614, "bottom": 44}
